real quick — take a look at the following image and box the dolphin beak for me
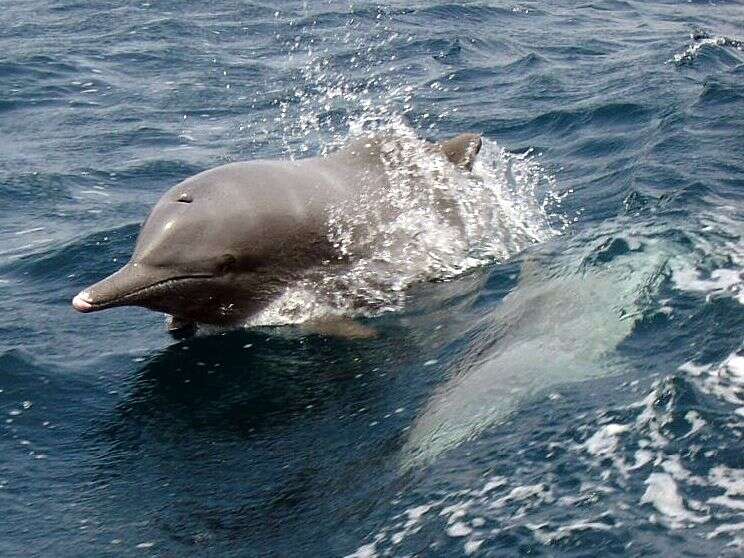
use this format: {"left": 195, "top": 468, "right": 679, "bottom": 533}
{"left": 72, "top": 262, "right": 213, "bottom": 313}
{"left": 72, "top": 291, "right": 95, "bottom": 312}
{"left": 72, "top": 262, "right": 166, "bottom": 313}
{"left": 72, "top": 263, "right": 145, "bottom": 313}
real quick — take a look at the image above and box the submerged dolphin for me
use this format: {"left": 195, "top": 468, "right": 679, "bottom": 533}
{"left": 400, "top": 232, "right": 674, "bottom": 468}
{"left": 72, "top": 132, "right": 482, "bottom": 332}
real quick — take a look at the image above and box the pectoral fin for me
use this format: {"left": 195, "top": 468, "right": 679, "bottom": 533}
{"left": 439, "top": 133, "right": 482, "bottom": 171}
{"left": 166, "top": 315, "right": 197, "bottom": 338}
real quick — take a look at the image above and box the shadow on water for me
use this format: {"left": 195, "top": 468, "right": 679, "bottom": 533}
{"left": 77, "top": 269, "right": 498, "bottom": 555}
{"left": 105, "top": 264, "right": 500, "bottom": 444}
{"left": 113, "top": 328, "right": 415, "bottom": 438}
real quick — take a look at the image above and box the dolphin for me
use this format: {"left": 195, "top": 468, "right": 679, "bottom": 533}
{"left": 72, "top": 132, "right": 482, "bottom": 332}
{"left": 400, "top": 230, "right": 675, "bottom": 468}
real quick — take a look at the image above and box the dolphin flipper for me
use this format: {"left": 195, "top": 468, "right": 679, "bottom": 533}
{"left": 166, "top": 316, "right": 197, "bottom": 338}
{"left": 439, "top": 133, "right": 482, "bottom": 171}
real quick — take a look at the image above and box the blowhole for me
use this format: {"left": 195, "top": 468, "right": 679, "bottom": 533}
{"left": 177, "top": 193, "right": 193, "bottom": 203}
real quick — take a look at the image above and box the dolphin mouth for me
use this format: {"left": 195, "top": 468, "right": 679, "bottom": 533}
{"left": 72, "top": 273, "right": 214, "bottom": 313}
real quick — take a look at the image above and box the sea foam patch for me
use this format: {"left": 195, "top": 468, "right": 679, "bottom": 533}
{"left": 347, "top": 341, "right": 744, "bottom": 557}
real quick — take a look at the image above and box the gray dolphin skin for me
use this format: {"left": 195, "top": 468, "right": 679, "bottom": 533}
{"left": 400, "top": 234, "right": 673, "bottom": 468}
{"left": 72, "top": 133, "right": 482, "bottom": 331}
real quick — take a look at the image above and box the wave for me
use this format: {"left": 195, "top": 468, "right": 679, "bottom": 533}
{"left": 346, "top": 350, "right": 744, "bottom": 557}
{"left": 670, "top": 31, "right": 744, "bottom": 65}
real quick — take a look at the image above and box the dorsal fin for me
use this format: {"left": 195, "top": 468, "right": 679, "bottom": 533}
{"left": 439, "top": 133, "right": 482, "bottom": 171}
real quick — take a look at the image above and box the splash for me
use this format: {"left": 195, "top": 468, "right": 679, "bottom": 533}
{"left": 241, "top": 10, "right": 564, "bottom": 326}
{"left": 669, "top": 207, "right": 743, "bottom": 306}
{"left": 247, "top": 123, "right": 561, "bottom": 326}
{"left": 670, "top": 31, "right": 744, "bottom": 65}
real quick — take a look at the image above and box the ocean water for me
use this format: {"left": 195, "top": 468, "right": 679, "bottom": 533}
{"left": 1, "top": 1, "right": 743, "bottom": 556}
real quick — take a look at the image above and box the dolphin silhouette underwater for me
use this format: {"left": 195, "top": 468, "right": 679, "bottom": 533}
{"left": 72, "top": 132, "right": 482, "bottom": 333}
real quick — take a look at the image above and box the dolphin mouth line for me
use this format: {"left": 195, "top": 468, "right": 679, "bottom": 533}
{"left": 76, "top": 273, "right": 215, "bottom": 311}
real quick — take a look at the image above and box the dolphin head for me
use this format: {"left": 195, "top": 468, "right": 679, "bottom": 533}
{"left": 72, "top": 171, "right": 291, "bottom": 325}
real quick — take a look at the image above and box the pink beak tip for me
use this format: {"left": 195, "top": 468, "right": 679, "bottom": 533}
{"left": 72, "top": 292, "right": 94, "bottom": 313}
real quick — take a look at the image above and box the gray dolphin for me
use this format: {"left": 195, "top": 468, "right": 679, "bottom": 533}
{"left": 400, "top": 231, "right": 675, "bottom": 468}
{"left": 72, "top": 132, "right": 482, "bottom": 332}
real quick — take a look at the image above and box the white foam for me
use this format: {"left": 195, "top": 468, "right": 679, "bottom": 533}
{"left": 247, "top": 128, "right": 560, "bottom": 326}
{"left": 630, "top": 449, "right": 655, "bottom": 470}
{"left": 490, "top": 484, "right": 549, "bottom": 509}
{"left": 683, "top": 411, "right": 706, "bottom": 438}
{"left": 673, "top": 267, "right": 743, "bottom": 305}
{"left": 479, "top": 476, "right": 507, "bottom": 495}
{"left": 670, "top": 208, "right": 743, "bottom": 306}
{"left": 350, "top": 360, "right": 744, "bottom": 555}
{"left": 670, "top": 34, "right": 744, "bottom": 65}
{"left": 640, "top": 473, "right": 707, "bottom": 528}
{"left": 582, "top": 423, "right": 630, "bottom": 456}
{"left": 708, "top": 466, "right": 744, "bottom": 512}
{"left": 463, "top": 539, "right": 483, "bottom": 555}
{"left": 343, "top": 542, "right": 377, "bottom": 558}
{"left": 707, "top": 522, "right": 744, "bottom": 539}
{"left": 679, "top": 347, "right": 744, "bottom": 407}
{"left": 528, "top": 518, "right": 613, "bottom": 545}
{"left": 446, "top": 522, "right": 472, "bottom": 537}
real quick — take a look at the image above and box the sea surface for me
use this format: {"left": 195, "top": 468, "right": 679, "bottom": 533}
{"left": 1, "top": 1, "right": 743, "bottom": 556}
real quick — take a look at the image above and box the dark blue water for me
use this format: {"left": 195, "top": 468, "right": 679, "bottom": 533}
{"left": 1, "top": 1, "right": 743, "bottom": 556}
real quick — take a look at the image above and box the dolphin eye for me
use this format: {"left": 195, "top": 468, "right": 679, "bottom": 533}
{"left": 217, "top": 254, "right": 236, "bottom": 274}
